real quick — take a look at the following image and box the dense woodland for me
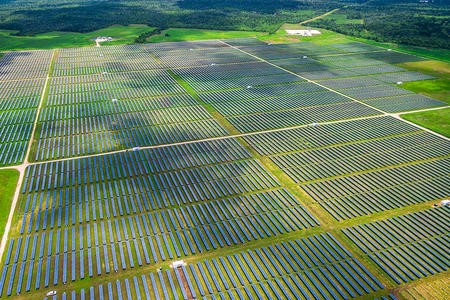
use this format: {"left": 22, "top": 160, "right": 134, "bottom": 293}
{"left": 0, "top": 0, "right": 336, "bottom": 34}
{"left": 311, "top": 0, "right": 450, "bottom": 49}
{"left": 0, "top": 0, "right": 449, "bottom": 49}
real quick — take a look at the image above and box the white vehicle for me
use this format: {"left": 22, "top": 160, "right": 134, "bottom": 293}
{"left": 132, "top": 147, "right": 141, "bottom": 152}
{"left": 441, "top": 200, "right": 450, "bottom": 206}
{"left": 46, "top": 291, "right": 57, "bottom": 296}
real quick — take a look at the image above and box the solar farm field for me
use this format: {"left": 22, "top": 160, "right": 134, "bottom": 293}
{"left": 236, "top": 42, "right": 446, "bottom": 113}
{"left": 31, "top": 45, "right": 228, "bottom": 162}
{"left": 245, "top": 116, "right": 450, "bottom": 220}
{"left": 0, "top": 51, "right": 52, "bottom": 166}
{"left": 4, "top": 233, "right": 385, "bottom": 299}
{"left": 176, "top": 59, "right": 382, "bottom": 133}
{"left": 1, "top": 138, "right": 322, "bottom": 297}
{"left": 342, "top": 206, "right": 449, "bottom": 284}
{"left": 0, "top": 37, "right": 448, "bottom": 300}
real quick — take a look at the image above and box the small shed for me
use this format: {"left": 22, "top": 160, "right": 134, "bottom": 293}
{"left": 171, "top": 260, "right": 186, "bottom": 268}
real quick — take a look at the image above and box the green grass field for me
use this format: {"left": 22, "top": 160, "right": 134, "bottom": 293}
{"left": 0, "top": 24, "right": 154, "bottom": 51}
{"left": 142, "top": 25, "right": 350, "bottom": 46}
{"left": 259, "top": 24, "right": 352, "bottom": 45}
{"left": 317, "top": 12, "right": 364, "bottom": 25}
{"left": 394, "top": 62, "right": 450, "bottom": 146}
{"left": 401, "top": 79, "right": 450, "bottom": 104}
{"left": 1, "top": 22, "right": 449, "bottom": 64}
{"left": 392, "top": 60, "right": 450, "bottom": 138}
{"left": 395, "top": 60, "right": 450, "bottom": 104}
{"left": 402, "top": 108, "right": 450, "bottom": 138}
{"left": 146, "top": 28, "right": 264, "bottom": 43}
{"left": 398, "top": 60, "right": 450, "bottom": 79}
{"left": 0, "top": 169, "right": 19, "bottom": 237}
{"left": 397, "top": 275, "right": 449, "bottom": 300}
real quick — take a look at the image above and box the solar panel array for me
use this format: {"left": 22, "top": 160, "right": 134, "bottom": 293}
{"left": 236, "top": 41, "right": 445, "bottom": 113}
{"left": 342, "top": 206, "right": 449, "bottom": 284}
{"left": 0, "top": 51, "right": 52, "bottom": 166}
{"left": 175, "top": 55, "right": 384, "bottom": 133}
{"left": 32, "top": 46, "right": 228, "bottom": 161}
{"left": 0, "top": 38, "right": 448, "bottom": 299}
{"left": 0, "top": 138, "right": 320, "bottom": 296}
{"left": 245, "top": 116, "right": 450, "bottom": 220}
{"left": 4, "top": 233, "right": 384, "bottom": 299}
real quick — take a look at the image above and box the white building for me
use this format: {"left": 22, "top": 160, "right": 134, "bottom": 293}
{"left": 171, "top": 260, "right": 186, "bottom": 268}
{"left": 286, "top": 29, "right": 321, "bottom": 36}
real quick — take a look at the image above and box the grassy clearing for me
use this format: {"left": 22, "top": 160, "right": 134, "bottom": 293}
{"left": 402, "top": 108, "right": 450, "bottom": 138}
{"left": 167, "top": 64, "right": 337, "bottom": 229}
{"left": 259, "top": 25, "right": 352, "bottom": 45}
{"left": 0, "top": 25, "right": 153, "bottom": 51}
{"left": 0, "top": 169, "right": 19, "bottom": 238}
{"left": 396, "top": 274, "right": 450, "bottom": 300}
{"left": 397, "top": 60, "right": 450, "bottom": 79}
{"left": 146, "top": 28, "right": 264, "bottom": 43}
{"left": 396, "top": 60, "right": 450, "bottom": 104}
{"left": 401, "top": 79, "right": 450, "bottom": 104}
{"left": 318, "top": 13, "right": 363, "bottom": 25}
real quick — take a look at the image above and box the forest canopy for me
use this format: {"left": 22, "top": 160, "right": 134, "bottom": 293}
{"left": 310, "top": 1, "right": 450, "bottom": 49}
{"left": 0, "top": 0, "right": 337, "bottom": 34}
